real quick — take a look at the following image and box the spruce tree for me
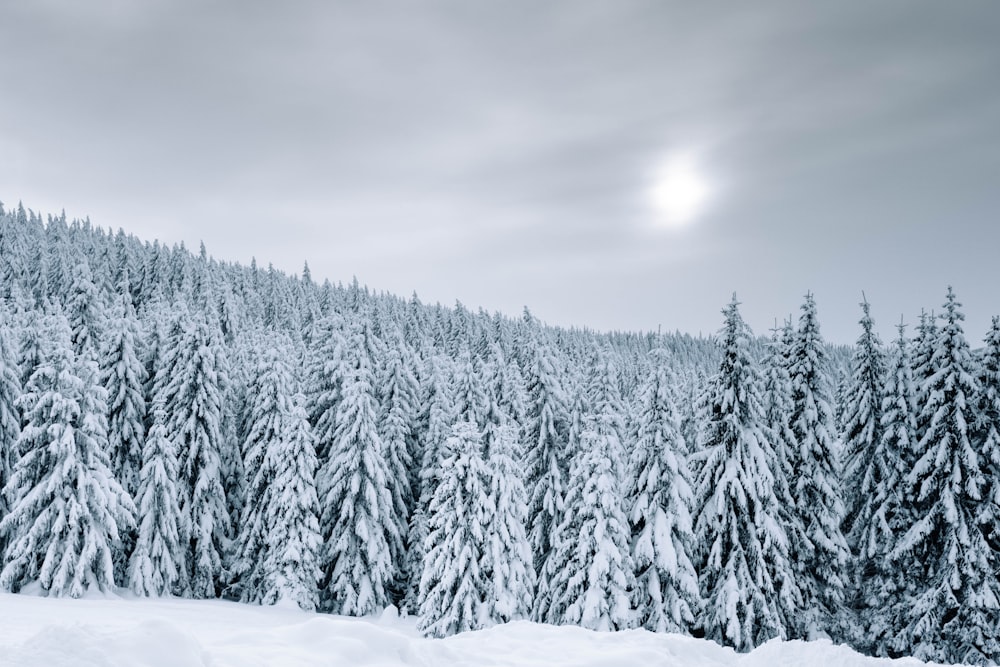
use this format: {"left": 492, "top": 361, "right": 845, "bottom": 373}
{"left": 307, "top": 316, "right": 348, "bottom": 464}
{"left": 402, "top": 353, "right": 455, "bottom": 614}
{"left": 418, "top": 421, "right": 494, "bottom": 637}
{"left": 694, "top": 297, "right": 797, "bottom": 651}
{"left": 841, "top": 299, "right": 886, "bottom": 546}
{"left": 100, "top": 293, "right": 147, "bottom": 502}
{"left": 66, "top": 259, "right": 103, "bottom": 358}
{"left": 629, "top": 349, "right": 700, "bottom": 633}
{"left": 318, "top": 320, "right": 399, "bottom": 615}
{"left": 128, "top": 406, "right": 187, "bottom": 596}
{"left": 0, "top": 311, "right": 135, "bottom": 596}
{"left": 760, "top": 322, "right": 802, "bottom": 594}
{"left": 786, "top": 293, "right": 849, "bottom": 639}
{"left": 545, "top": 419, "right": 636, "bottom": 631}
{"left": 890, "top": 288, "right": 1000, "bottom": 664}
{"left": 865, "top": 322, "right": 918, "bottom": 655}
{"left": 911, "top": 310, "right": 938, "bottom": 445}
{"left": 977, "top": 317, "right": 1000, "bottom": 552}
{"left": 259, "top": 393, "right": 322, "bottom": 610}
{"left": 483, "top": 415, "right": 534, "bottom": 624}
{"left": 156, "top": 311, "right": 231, "bottom": 597}
{"left": 377, "top": 337, "right": 420, "bottom": 587}
{"left": 234, "top": 344, "right": 296, "bottom": 602}
{"left": 0, "top": 309, "right": 21, "bottom": 533}
{"left": 839, "top": 300, "right": 887, "bottom": 644}
{"left": 524, "top": 337, "right": 569, "bottom": 620}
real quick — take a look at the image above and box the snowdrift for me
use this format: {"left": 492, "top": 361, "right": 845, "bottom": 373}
{"left": 0, "top": 593, "right": 937, "bottom": 667}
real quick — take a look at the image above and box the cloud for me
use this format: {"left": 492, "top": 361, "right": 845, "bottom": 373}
{"left": 2, "top": 0, "right": 999, "bottom": 341}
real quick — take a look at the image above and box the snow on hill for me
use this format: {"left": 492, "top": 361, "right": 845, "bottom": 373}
{"left": 0, "top": 593, "right": 936, "bottom": 667}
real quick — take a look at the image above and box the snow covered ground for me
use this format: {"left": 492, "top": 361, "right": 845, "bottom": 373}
{"left": 0, "top": 592, "right": 937, "bottom": 667}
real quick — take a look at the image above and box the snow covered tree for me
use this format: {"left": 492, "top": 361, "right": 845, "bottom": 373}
{"left": 66, "top": 259, "right": 103, "bottom": 358}
{"left": 629, "top": 349, "right": 700, "bottom": 633}
{"left": 694, "top": 297, "right": 797, "bottom": 651}
{"left": 911, "top": 310, "right": 938, "bottom": 445}
{"left": 128, "top": 406, "right": 186, "bottom": 596}
{"left": 100, "top": 293, "right": 147, "bottom": 503}
{"left": 0, "top": 311, "right": 135, "bottom": 596}
{"left": 307, "top": 316, "right": 348, "bottom": 464}
{"left": 259, "top": 393, "right": 322, "bottom": 610}
{"left": 524, "top": 337, "right": 569, "bottom": 619}
{"left": 234, "top": 343, "right": 296, "bottom": 601}
{"left": 841, "top": 299, "right": 886, "bottom": 546}
{"left": 760, "top": 322, "right": 801, "bottom": 563}
{"left": 484, "top": 420, "right": 534, "bottom": 624}
{"left": 786, "top": 293, "right": 849, "bottom": 639}
{"left": 0, "top": 308, "right": 21, "bottom": 534}
{"left": 975, "top": 316, "right": 1000, "bottom": 548}
{"left": 233, "top": 343, "right": 321, "bottom": 610}
{"left": 415, "top": 354, "right": 456, "bottom": 507}
{"left": 377, "top": 336, "right": 420, "bottom": 587}
{"left": 544, "top": 418, "right": 636, "bottom": 631}
{"left": 863, "top": 322, "right": 919, "bottom": 655}
{"left": 418, "top": 421, "right": 494, "bottom": 637}
{"left": 889, "top": 288, "right": 1000, "bottom": 665}
{"left": 156, "top": 311, "right": 231, "bottom": 597}
{"left": 318, "top": 319, "right": 400, "bottom": 615}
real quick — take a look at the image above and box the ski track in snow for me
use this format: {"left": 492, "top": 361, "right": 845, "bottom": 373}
{"left": 0, "top": 593, "right": 939, "bottom": 667}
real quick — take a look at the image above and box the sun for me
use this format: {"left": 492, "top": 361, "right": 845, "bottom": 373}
{"left": 649, "top": 155, "right": 710, "bottom": 228}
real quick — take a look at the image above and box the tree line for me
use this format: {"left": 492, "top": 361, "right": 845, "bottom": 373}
{"left": 0, "top": 202, "right": 997, "bottom": 665}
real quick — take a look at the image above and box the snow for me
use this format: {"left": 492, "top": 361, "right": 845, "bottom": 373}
{"left": 0, "top": 593, "right": 936, "bottom": 667}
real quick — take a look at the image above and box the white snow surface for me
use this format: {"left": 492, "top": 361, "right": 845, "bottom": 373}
{"left": 0, "top": 592, "right": 938, "bottom": 667}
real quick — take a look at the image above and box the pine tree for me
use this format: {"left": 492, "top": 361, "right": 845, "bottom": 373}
{"left": 889, "top": 288, "right": 1000, "bottom": 664}
{"left": 545, "top": 418, "right": 636, "bottom": 631}
{"left": 483, "top": 405, "right": 534, "bottom": 624}
{"left": 156, "top": 311, "right": 231, "bottom": 597}
{"left": 418, "top": 421, "right": 494, "bottom": 637}
{"left": 911, "top": 310, "right": 938, "bottom": 445}
{"left": 524, "top": 338, "right": 569, "bottom": 620}
{"left": 453, "top": 349, "right": 487, "bottom": 427}
{"left": 865, "top": 322, "right": 918, "bottom": 655}
{"left": 377, "top": 337, "right": 420, "bottom": 589}
{"left": 0, "top": 308, "right": 21, "bottom": 534}
{"left": 66, "top": 259, "right": 104, "bottom": 358}
{"left": 839, "top": 299, "right": 887, "bottom": 644}
{"left": 841, "top": 299, "right": 886, "bottom": 545}
{"left": 977, "top": 317, "right": 1000, "bottom": 550}
{"left": 259, "top": 393, "right": 322, "bottom": 610}
{"left": 307, "top": 316, "right": 349, "bottom": 464}
{"left": 318, "top": 320, "right": 400, "bottom": 615}
{"left": 234, "top": 344, "right": 296, "bottom": 602}
{"left": 100, "top": 293, "right": 148, "bottom": 502}
{"left": 629, "top": 349, "right": 700, "bottom": 633}
{"left": 0, "top": 311, "right": 135, "bottom": 596}
{"left": 128, "top": 406, "right": 187, "bottom": 596}
{"left": 786, "top": 293, "right": 849, "bottom": 639}
{"left": 760, "top": 322, "right": 802, "bottom": 602}
{"left": 694, "top": 297, "right": 797, "bottom": 651}
{"left": 402, "top": 353, "right": 455, "bottom": 614}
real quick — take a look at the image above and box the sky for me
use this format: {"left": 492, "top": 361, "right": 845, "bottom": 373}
{"left": 2, "top": 1, "right": 999, "bottom": 344}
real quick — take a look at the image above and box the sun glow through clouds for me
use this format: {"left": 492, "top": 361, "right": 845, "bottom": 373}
{"left": 649, "top": 155, "right": 711, "bottom": 228}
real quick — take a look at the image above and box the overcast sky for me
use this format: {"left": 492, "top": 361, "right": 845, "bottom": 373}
{"left": 2, "top": 1, "right": 999, "bottom": 343}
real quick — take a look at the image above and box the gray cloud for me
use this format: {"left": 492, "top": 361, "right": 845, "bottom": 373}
{"left": 2, "top": 0, "right": 999, "bottom": 342}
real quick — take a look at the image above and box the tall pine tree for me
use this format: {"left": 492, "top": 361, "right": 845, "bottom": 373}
{"left": 786, "top": 293, "right": 849, "bottom": 639}
{"left": 694, "top": 298, "right": 797, "bottom": 651}
{"left": 318, "top": 319, "right": 400, "bottom": 615}
{"left": 629, "top": 349, "right": 700, "bottom": 633}
{"left": 890, "top": 288, "right": 1000, "bottom": 665}
{"left": 1, "top": 311, "right": 135, "bottom": 596}
{"left": 418, "top": 421, "right": 493, "bottom": 637}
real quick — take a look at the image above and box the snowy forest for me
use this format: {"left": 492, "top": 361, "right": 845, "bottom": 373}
{"left": 1, "top": 201, "right": 999, "bottom": 665}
